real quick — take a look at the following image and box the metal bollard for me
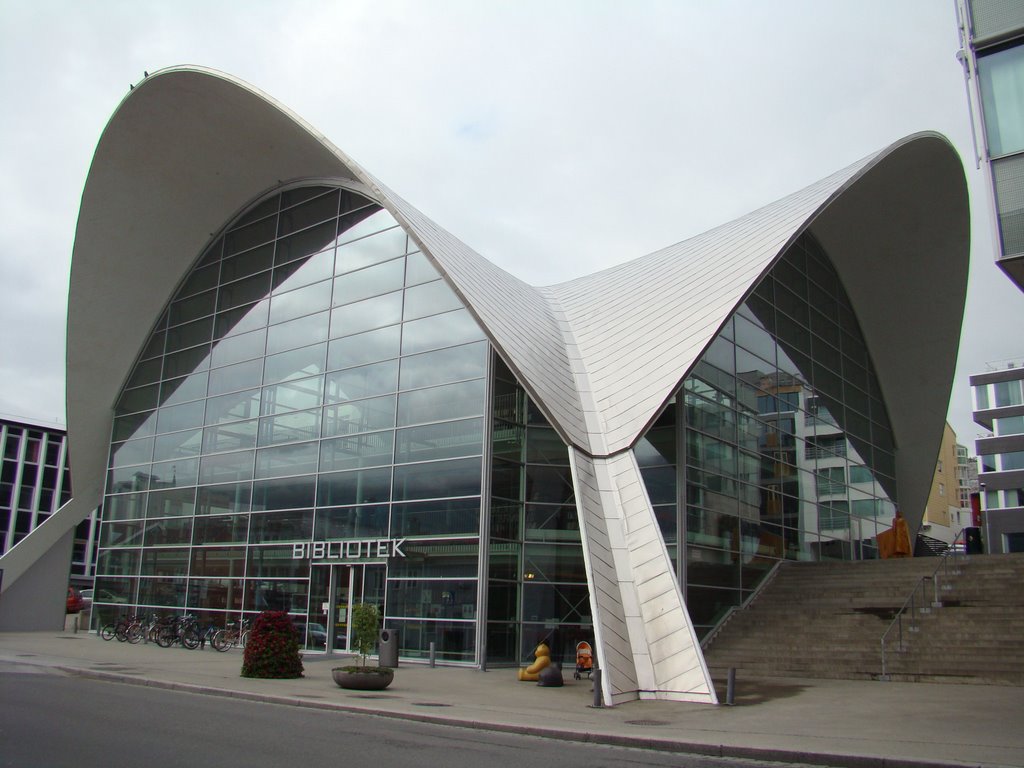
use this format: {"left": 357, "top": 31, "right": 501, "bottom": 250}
{"left": 592, "top": 667, "right": 603, "bottom": 708}
{"left": 726, "top": 667, "right": 736, "bottom": 706}
{"left": 428, "top": 641, "right": 436, "bottom": 667}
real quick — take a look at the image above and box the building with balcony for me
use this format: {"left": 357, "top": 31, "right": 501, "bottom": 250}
{"left": 0, "top": 417, "right": 97, "bottom": 593}
{"left": 0, "top": 67, "right": 969, "bottom": 704}
{"left": 956, "top": 442, "right": 980, "bottom": 518}
{"left": 956, "top": 0, "right": 1024, "bottom": 290}
{"left": 918, "top": 422, "right": 975, "bottom": 549}
{"left": 971, "top": 360, "right": 1024, "bottom": 553}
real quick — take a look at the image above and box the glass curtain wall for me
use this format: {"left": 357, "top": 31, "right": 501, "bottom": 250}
{"left": 488, "top": 356, "right": 591, "bottom": 667}
{"left": 94, "top": 184, "right": 488, "bottom": 661}
{"left": 638, "top": 231, "right": 898, "bottom": 638}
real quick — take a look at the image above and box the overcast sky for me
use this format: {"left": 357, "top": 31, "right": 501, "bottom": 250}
{"left": 1, "top": 0, "right": 1022, "bottom": 449}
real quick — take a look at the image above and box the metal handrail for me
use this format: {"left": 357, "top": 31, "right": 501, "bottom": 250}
{"left": 879, "top": 529, "right": 967, "bottom": 680}
{"left": 701, "top": 560, "right": 785, "bottom": 649}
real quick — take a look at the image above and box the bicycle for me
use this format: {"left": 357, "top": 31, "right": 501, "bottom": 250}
{"left": 100, "top": 613, "right": 140, "bottom": 642}
{"left": 211, "top": 618, "right": 251, "bottom": 652}
{"left": 155, "top": 613, "right": 202, "bottom": 649}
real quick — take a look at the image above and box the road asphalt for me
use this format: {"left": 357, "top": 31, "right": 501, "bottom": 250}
{"left": 1, "top": 629, "right": 1021, "bottom": 768}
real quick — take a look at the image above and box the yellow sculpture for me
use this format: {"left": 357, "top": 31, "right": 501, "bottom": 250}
{"left": 517, "top": 642, "right": 551, "bottom": 681}
{"left": 878, "top": 510, "right": 913, "bottom": 559}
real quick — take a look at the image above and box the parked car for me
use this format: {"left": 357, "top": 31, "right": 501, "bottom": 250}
{"left": 66, "top": 587, "right": 84, "bottom": 614}
{"left": 292, "top": 620, "right": 327, "bottom": 648}
{"left": 79, "top": 588, "right": 94, "bottom": 610}
{"left": 93, "top": 588, "right": 128, "bottom": 604}
{"left": 307, "top": 622, "right": 328, "bottom": 647}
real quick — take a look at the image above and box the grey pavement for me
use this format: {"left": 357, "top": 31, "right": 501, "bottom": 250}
{"left": 1, "top": 629, "right": 1021, "bottom": 768}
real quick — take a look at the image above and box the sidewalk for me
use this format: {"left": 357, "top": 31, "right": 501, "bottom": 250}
{"left": 2, "top": 630, "right": 1022, "bottom": 768}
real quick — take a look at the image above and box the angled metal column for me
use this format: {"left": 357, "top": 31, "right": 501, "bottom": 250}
{"left": 570, "top": 448, "right": 716, "bottom": 705}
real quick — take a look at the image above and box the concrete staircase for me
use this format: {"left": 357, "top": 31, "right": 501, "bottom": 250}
{"left": 702, "top": 553, "right": 1024, "bottom": 685}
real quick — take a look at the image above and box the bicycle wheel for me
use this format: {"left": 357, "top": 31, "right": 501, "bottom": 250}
{"left": 155, "top": 628, "right": 175, "bottom": 648}
{"left": 100, "top": 624, "right": 116, "bottom": 641}
{"left": 181, "top": 627, "right": 201, "bottom": 650}
{"left": 115, "top": 624, "right": 130, "bottom": 642}
{"left": 210, "top": 630, "right": 230, "bottom": 652}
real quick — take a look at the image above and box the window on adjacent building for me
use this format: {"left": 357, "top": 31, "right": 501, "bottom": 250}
{"left": 1002, "top": 451, "right": 1024, "bottom": 471}
{"left": 976, "top": 384, "right": 990, "bottom": 410}
{"left": 978, "top": 44, "right": 1024, "bottom": 158}
{"left": 996, "top": 415, "right": 1024, "bottom": 436}
{"left": 994, "top": 379, "right": 1024, "bottom": 408}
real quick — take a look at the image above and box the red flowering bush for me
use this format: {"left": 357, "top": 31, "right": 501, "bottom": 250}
{"left": 241, "top": 611, "right": 304, "bottom": 679}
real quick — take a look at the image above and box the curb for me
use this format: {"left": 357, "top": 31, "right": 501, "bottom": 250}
{"left": 54, "top": 664, "right": 981, "bottom": 768}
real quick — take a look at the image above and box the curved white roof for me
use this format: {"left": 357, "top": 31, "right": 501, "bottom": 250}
{"left": 62, "top": 65, "right": 967, "bottom": 541}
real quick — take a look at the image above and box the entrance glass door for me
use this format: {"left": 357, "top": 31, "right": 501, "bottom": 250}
{"left": 311, "top": 564, "right": 385, "bottom": 653}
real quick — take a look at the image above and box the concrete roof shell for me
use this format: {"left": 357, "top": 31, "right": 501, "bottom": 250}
{"left": 65, "top": 66, "right": 969, "bottom": 542}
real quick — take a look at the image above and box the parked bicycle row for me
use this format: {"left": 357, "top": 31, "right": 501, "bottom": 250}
{"left": 99, "top": 613, "right": 250, "bottom": 652}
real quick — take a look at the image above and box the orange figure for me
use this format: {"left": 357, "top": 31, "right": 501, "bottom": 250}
{"left": 892, "top": 510, "right": 912, "bottom": 557}
{"left": 517, "top": 642, "right": 551, "bottom": 681}
{"left": 878, "top": 509, "right": 913, "bottom": 559}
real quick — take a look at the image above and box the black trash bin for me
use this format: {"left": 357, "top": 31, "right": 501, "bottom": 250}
{"left": 964, "top": 526, "right": 983, "bottom": 554}
{"left": 378, "top": 627, "right": 399, "bottom": 667}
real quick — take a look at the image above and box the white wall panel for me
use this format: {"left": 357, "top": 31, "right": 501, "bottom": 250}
{"left": 571, "top": 448, "right": 716, "bottom": 705}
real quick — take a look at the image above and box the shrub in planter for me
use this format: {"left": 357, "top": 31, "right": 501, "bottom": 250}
{"left": 333, "top": 602, "right": 393, "bottom": 690}
{"left": 241, "top": 610, "right": 304, "bottom": 679}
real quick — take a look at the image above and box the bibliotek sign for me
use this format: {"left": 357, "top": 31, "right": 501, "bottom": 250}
{"left": 292, "top": 539, "right": 406, "bottom": 561}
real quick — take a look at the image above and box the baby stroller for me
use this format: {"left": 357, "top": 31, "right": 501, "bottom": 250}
{"left": 573, "top": 640, "right": 593, "bottom": 680}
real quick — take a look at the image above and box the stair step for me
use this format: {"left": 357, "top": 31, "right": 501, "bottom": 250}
{"left": 703, "top": 554, "right": 1024, "bottom": 685}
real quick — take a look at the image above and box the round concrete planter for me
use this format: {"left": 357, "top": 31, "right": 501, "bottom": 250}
{"left": 332, "top": 667, "right": 394, "bottom": 691}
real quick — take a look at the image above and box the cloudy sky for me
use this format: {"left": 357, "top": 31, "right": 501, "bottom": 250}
{"left": 1, "top": 0, "right": 1022, "bottom": 448}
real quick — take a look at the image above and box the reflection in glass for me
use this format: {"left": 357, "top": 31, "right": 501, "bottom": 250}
{"left": 400, "top": 309, "right": 485, "bottom": 356}
{"left": 325, "top": 361, "right": 398, "bottom": 402}
{"left": 399, "top": 342, "right": 487, "bottom": 390}
{"left": 314, "top": 504, "right": 389, "bottom": 539}
{"left": 336, "top": 224, "right": 407, "bottom": 273}
{"left": 99, "top": 184, "right": 492, "bottom": 652}
{"left": 322, "top": 395, "right": 396, "bottom": 438}
{"left": 398, "top": 380, "right": 486, "bottom": 426}
{"left": 320, "top": 432, "right": 394, "bottom": 471}
{"left": 329, "top": 291, "right": 403, "bottom": 338}
{"left": 333, "top": 258, "right": 405, "bottom": 307}
{"left": 255, "top": 442, "right": 318, "bottom": 479}
{"left": 327, "top": 325, "right": 400, "bottom": 371}
{"left": 266, "top": 311, "right": 330, "bottom": 356}
{"left": 258, "top": 409, "right": 320, "bottom": 446}
{"left": 654, "top": 232, "right": 899, "bottom": 636}
{"left": 405, "top": 252, "right": 439, "bottom": 286}
{"left": 403, "top": 279, "right": 462, "bottom": 321}
{"left": 263, "top": 344, "right": 327, "bottom": 385}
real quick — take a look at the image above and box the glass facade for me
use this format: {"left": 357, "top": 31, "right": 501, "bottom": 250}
{"left": 93, "top": 186, "right": 900, "bottom": 662}
{"left": 487, "top": 357, "right": 590, "bottom": 667}
{"left": 94, "top": 185, "right": 488, "bottom": 661}
{"left": 637, "top": 232, "right": 897, "bottom": 637}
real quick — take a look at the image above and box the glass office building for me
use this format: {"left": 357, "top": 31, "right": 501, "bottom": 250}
{"left": 1, "top": 418, "right": 97, "bottom": 589}
{"left": 38, "top": 67, "right": 967, "bottom": 704}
